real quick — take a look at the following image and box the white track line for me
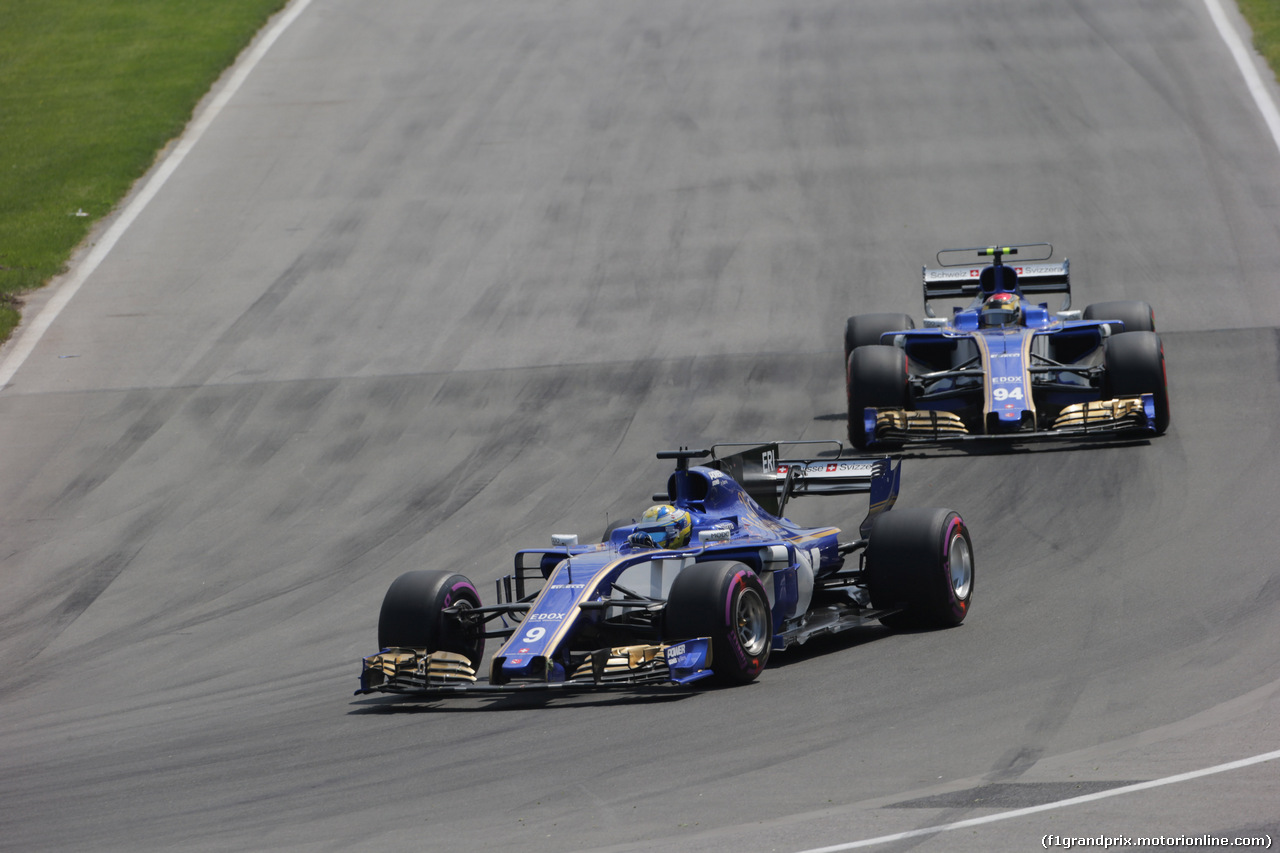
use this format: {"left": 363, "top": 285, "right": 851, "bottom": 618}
{"left": 1204, "top": 0, "right": 1280, "bottom": 154}
{"left": 795, "top": 747, "right": 1280, "bottom": 852}
{"left": 0, "top": 0, "right": 315, "bottom": 391}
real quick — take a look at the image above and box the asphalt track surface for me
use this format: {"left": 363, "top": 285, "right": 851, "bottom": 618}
{"left": 1, "top": 1, "right": 1279, "bottom": 851}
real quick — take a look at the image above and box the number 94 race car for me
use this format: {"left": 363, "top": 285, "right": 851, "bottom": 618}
{"left": 844, "top": 243, "right": 1170, "bottom": 449}
{"left": 357, "top": 442, "right": 973, "bottom": 696}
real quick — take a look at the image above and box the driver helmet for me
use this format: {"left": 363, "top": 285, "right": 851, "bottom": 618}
{"left": 980, "top": 291, "right": 1023, "bottom": 327}
{"left": 632, "top": 504, "right": 692, "bottom": 549}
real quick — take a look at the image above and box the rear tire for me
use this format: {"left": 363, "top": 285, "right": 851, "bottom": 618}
{"left": 864, "top": 508, "right": 973, "bottom": 629}
{"left": 846, "top": 345, "right": 908, "bottom": 450}
{"left": 665, "top": 563, "right": 771, "bottom": 684}
{"left": 377, "top": 570, "right": 485, "bottom": 669}
{"left": 1104, "top": 330, "right": 1170, "bottom": 434}
{"left": 844, "top": 312, "right": 915, "bottom": 364}
{"left": 1084, "top": 300, "right": 1155, "bottom": 334}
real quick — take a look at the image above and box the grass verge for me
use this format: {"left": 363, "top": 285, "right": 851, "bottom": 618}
{"left": 1239, "top": 0, "right": 1280, "bottom": 80}
{"left": 0, "top": 0, "right": 289, "bottom": 343}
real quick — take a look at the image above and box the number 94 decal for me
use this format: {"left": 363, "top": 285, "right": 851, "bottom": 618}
{"left": 992, "top": 386, "right": 1024, "bottom": 401}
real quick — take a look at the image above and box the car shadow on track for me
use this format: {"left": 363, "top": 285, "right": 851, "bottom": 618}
{"left": 348, "top": 598, "right": 967, "bottom": 714}
{"left": 347, "top": 685, "right": 697, "bottom": 714}
{"left": 893, "top": 436, "right": 1152, "bottom": 460}
{"left": 761, "top": 620, "right": 933, "bottom": 671}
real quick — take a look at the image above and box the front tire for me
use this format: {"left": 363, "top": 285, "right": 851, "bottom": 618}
{"left": 1104, "top": 330, "right": 1170, "bottom": 434}
{"left": 864, "top": 508, "right": 973, "bottom": 629}
{"left": 665, "top": 562, "right": 771, "bottom": 684}
{"left": 377, "top": 570, "right": 485, "bottom": 669}
{"left": 846, "top": 345, "right": 908, "bottom": 450}
{"left": 844, "top": 312, "right": 915, "bottom": 365}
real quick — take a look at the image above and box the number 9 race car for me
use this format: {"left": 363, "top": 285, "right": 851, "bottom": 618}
{"left": 844, "top": 243, "right": 1170, "bottom": 449}
{"left": 356, "top": 442, "right": 974, "bottom": 696}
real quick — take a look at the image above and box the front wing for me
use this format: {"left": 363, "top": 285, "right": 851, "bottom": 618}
{"left": 863, "top": 394, "right": 1157, "bottom": 445}
{"left": 356, "top": 638, "right": 715, "bottom": 695}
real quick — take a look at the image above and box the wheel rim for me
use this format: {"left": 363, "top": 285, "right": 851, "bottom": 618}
{"left": 735, "top": 588, "right": 770, "bottom": 657}
{"left": 947, "top": 533, "right": 973, "bottom": 601}
{"left": 449, "top": 599, "right": 484, "bottom": 661}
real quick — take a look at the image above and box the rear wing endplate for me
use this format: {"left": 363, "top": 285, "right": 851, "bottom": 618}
{"left": 709, "top": 442, "right": 900, "bottom": 536}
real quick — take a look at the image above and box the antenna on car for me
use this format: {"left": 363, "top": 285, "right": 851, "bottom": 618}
{"left": 978, "top": 245, "right": 1018, "bottom": 266}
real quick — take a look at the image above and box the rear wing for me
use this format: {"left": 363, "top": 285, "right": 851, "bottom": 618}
{"left": 922, "top": 259, "right": 1071, "bottom": 316}
{"left": 707, "top": 442, "right": 900, "bottom": 537}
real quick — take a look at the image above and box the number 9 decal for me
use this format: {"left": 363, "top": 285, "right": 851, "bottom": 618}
{"left": 523, "top": 627, "right": 546, "bottom": 643}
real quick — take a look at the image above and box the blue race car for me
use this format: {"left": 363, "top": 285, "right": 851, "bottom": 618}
{"left": 844, "top": 243, "right": 1169, "bottom": 449}
{"left": 357, "top": 442, "right": 973, "bottom": 695}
